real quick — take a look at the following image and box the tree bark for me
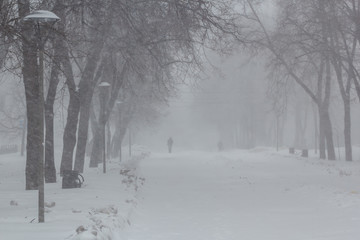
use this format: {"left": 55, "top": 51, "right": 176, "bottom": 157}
{"left": 344, "top": 98, "right": 352, "bottom": 161}
{"left": 18, "top": 0, "right": 43, "bottom": 190}
{"left": 311, "top": 103, "right": 318, "bottom": 154}
{"left": 324, "top": 111, "right": 336, "bottom": 160}
{"left": 90, "top": 115, "right": 105, "bottom": 166}
{"left": 44, "top": 37, "right": 62, "bottom": 183}
{"left": 318, "top": 108, "right": 327, "bottom": 159}
{"left": 60, "top": 41, "right": 79, "bottom": 174}
{"left": 110, "top": 125, "right": 121, "bottom": 158}
{"left": 21, "top": 115, "right": 26, "bottom": 156}
{"left": 323, "top": 57, "right": 336, "bottom": 160}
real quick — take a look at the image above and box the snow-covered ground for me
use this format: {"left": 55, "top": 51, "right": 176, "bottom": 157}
{"left": 1, "top": 147, "right": 360, "bottom": 239}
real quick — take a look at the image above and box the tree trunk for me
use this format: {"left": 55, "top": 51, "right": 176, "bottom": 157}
{"left": 44, "top": 37, "right": 62, "bottom": 183}
{"left": 111, "top": 103, "right": 132, "bottom": 159}
{"left": 323, "top": 56, "right": 336, "bottom": 160}
{"left": 60, "top": 40, "right": 80, "bottom": 174}
{"left": 293, "top": 102, "right": 305, "bottom": 149}
{"left": 44, "top": 105, "right": 56, "bottom": 183}
{"left": 60, "top": 91, "right": 80, "bottom": 174}
{"left": 79, "top": 86, "right": 98, "bottom": 168}
{"left": 318, "top": 108, "right": 327, "bottom": 159}
{"left": 21, "top": 115, "right": 26, "bottom": 156}
{"left": 18, "top": 0, "right": 42, "bottom": 190}
{"left": 324, "top": 111, "right": 336, "bottom": 160}
{"left": 90, "top": 90, "right": 107, "bottom": 166}
{"left": 318, "top": 103, "right": 336, "bottom": 161}
{"left": 89, "top": 105, "right": 98, "bottom": 138}
{"left": 90, "top": 124, "right": 104, "bottom": 166}
{"left": 344, "top": 98, "right": 352, "bottom": 161}
{"left": 311, "top": 103, "right": 318, "bottom": 154}
{"left": 110, "top": 126, "right": 121, "bottom": 158}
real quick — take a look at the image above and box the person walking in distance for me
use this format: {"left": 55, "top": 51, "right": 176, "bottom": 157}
{"left": 167, "top": 137, "right": 173, "bottom": 153}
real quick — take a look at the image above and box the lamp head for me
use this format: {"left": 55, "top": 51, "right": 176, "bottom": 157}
{"left": 23, "top": 10, "right": 60, "bottom": 23}
{"left": 98, "top": 82, "right": 111, "bottom": 88}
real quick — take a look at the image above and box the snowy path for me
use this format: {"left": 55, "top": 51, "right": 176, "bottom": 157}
{"left": 124, "top": 150, "right": 360, "bottom": 240}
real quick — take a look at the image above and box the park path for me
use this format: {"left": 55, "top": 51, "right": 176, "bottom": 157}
{"left": 123, "top": 150, "right": 360, "bottom": 240}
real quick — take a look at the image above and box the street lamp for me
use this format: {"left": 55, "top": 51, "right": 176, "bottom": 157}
{"left": 23, "top": 10, "right": 60, "bottom": 223}
{"left": 98, "top": 82, "right": 111, "bottom": 173}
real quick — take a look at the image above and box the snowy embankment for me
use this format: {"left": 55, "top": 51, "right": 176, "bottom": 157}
{"left": 1, "top": 147, "right": 360, "bottom": 239}
{"left": 0, "top": 147, "right": 149, "bottom": 240}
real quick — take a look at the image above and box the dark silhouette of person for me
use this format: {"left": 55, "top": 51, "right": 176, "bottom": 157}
{"left": 217, "top": 140, "right": 223, "bottom": 151}
{"left": 167, "top": 137, "right": 173, "bottom": 153}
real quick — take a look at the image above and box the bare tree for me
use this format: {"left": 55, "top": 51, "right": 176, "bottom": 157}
{"left": 245, "top": 0, "right": 337, "bottom": 160}
{"left": 59, "top": 0, "right": 243, "bottom": 172}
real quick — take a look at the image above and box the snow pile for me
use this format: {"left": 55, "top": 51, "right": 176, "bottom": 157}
{"left": 70, "top": 205, "right": 125, "bottom": 240}
{"left": 69, "top": 149, "right": 149, "bottom": 240}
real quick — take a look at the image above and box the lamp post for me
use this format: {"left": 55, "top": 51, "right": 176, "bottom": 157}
{"left": 98, "top": 82, "right": 111, "bottom": 173}
{"left": 23, "top": 10, "right": 60, "bottom": 223}
{"left": 129, "top": 125, "right": 132, "bottom": 157}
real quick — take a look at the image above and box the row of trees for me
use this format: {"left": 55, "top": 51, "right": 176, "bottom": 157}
{"left": 249, "top": 0, "right": 360, "bottom": 161}
{"left": 2, "top": 0, "right": 360, "bottom": 190}
{"left": 192, "top": 0, "right": 360, "bottom": 162}
{"left": 0, "top": 0, "right": 243, "bottom": 189}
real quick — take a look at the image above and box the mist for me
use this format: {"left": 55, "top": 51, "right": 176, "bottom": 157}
{"left": 2, "top": 1, "right": 360, "bottom": 238}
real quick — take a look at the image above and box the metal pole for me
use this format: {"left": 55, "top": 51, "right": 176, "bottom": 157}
{"left": 129, "top": 127, "right": 131, "bottom": 157}
{"left": 103, "top": 120, "right": 106, "bottom": 173}
{"left": 101, "top": 94, "right": 106, "bottom": 174}
{"left": 116, "top": 102, "right": 122, "bottom": 163}
{"left": 38, "top": 23, "right": 45, "bottom": 223}
{"left": 276, "top": 115, "right": 279, "bottom": 152}
{"left": 119, "top": 142, "right": 122, "bottom": 162}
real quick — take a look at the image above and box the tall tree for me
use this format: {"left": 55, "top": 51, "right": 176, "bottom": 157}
{"left": 17, "top": 0, "right": 44, "bottom": 189}
{"left": 245, "top": 0, "right": 336, "bottom": 160}
{"left": 61, "top": 0, "right": 113, "bottom": 173}
{"left": 67, "top": 0, "right": 243, "bottom": 172}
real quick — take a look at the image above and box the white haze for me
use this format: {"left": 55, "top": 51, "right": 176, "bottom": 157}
{"left": 137, "top": 48, "right": 360, "bottom": 153}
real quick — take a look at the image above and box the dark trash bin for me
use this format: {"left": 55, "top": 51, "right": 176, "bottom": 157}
{"left": 62, "top": 170, "right": 84, "bottom": 189}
